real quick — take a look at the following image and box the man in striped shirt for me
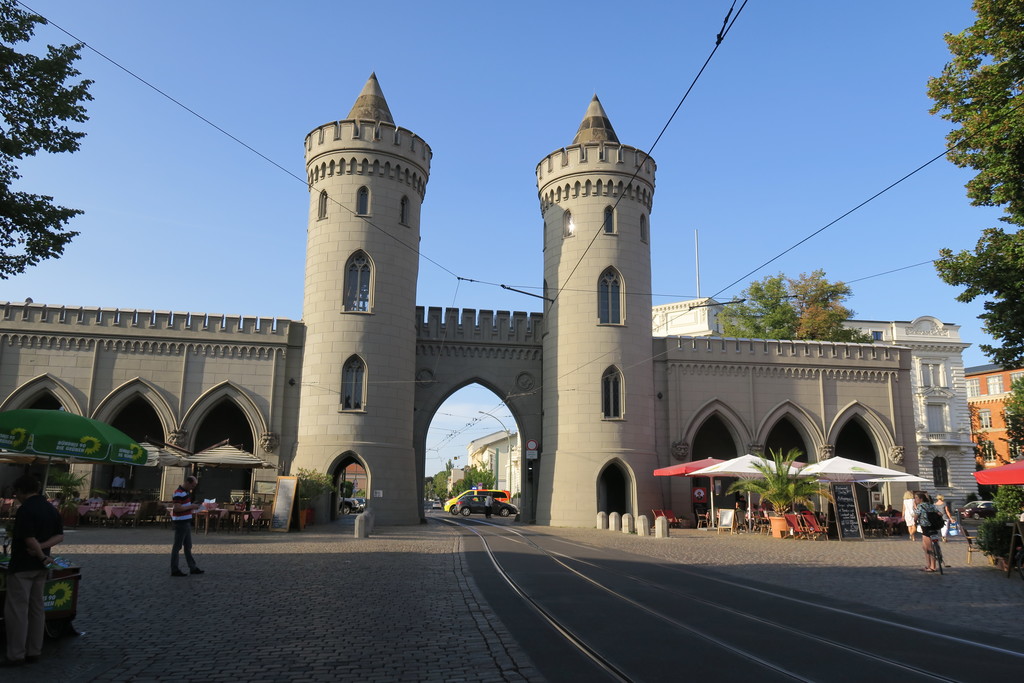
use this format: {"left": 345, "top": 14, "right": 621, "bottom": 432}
{"left": 170, "top": 475, "right": 204, "bottom": 577}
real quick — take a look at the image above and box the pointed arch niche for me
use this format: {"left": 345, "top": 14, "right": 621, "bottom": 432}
{"left": 597, "top": 459, "right": 632, "bottom": 517}
{"left": 329, "top": 450, "right": 369, "bottom": 521}
{"left": 0, "top": 373, "right": 81, "bottom": 413}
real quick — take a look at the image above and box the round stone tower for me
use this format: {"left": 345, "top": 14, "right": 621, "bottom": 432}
{"left": 293, "top": 74, "right": 431, "bottom": 525}
{"left": 535, "top": 96, "right": 659, "bottom": 526}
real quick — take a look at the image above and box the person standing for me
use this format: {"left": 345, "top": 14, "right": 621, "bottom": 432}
{"left": 170, "top": 475, "right": 204, "bottom": 577}
{"left": 484, "top": 494, "right": 493, "bottom": 518}
{"left": 3, "top": 474, "right": 63, "bottom": 667}
{"left": 934, "top": 494, "right": 953, "bottom": 543}
{"left": 901, "top": 490, "right": 918, "bottom": 542}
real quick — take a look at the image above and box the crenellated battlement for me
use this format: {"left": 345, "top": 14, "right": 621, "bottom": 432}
{"left": 536, "top": 143, "right": 655, "bottom": 213}
{"left": 1, "top": 301, "right": 292, "bottom": 340}
{"left": 416, "top": 306, "right": 544, "bottom": 345}
{"left": 660, "top": 335, "right": 911, "bottom": 367}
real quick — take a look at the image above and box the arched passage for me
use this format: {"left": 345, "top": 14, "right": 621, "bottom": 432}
{"left": 764, "top": 418, "right": 811, "bottom": 462}
{"left": 597, "top": 461, "right": 630, "bottom": 516}
{"left": 834, "top": 418, "right": 879, "bottom": 514}
{"left": 191, "top": 400, "right": 256, "bottom": 503}
{"left": 330, "top": 451, "right": 368, "bottom": 521}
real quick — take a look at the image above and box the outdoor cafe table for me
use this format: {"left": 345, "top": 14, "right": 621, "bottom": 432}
{"left": 194, "top": 508, "right": 228, "bottom": 534}
{"left": 103, "top": 505, "right": 130, "bottom": 522}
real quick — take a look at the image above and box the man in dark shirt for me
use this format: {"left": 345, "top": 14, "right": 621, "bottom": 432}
{"left": 3, "top": 474, "right": 63, "bottom": 667}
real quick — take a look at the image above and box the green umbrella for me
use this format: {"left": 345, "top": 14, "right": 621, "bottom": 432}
{"left": 0, "top": 409, "right": 147, "bottom": 465}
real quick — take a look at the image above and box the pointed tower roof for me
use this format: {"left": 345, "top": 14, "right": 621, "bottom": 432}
{"left": 347, "top": 72, "right": 395, "bottom": 124}
{"left": 572, "top": 95, "right": 619, "bottom": 144}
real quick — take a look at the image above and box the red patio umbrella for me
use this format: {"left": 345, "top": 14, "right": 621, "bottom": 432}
{"left": 653, "top": 458, "right": 725, "bottom": 477}
{"left": 973, "top": 460, "right": 1024, "bottom": 486}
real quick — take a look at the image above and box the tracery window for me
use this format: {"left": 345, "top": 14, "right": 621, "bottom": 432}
{"left": 344, "top": 251, "right": 372, "bottom": 312}
{"left": 602, "top": 366, "right": 623, "bottom": 419}
{"left": 341, "top": 356, "right": 366, "bottom": 411}
{"left": 563, "top": 210, "right": 575, "bottom": 238}
{"left": 598, "top": 268, "right": 622, "bottom": 324}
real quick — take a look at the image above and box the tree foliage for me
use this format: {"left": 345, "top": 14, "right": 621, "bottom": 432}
{"left": 718, "top": 270, "right": 870, "bottom": 342}
{"left": 449, "top": 464, "right": 495, "bottom": 497}
{"left": 928, "top": 1, "right": 1024, "bottom": 366}
{"left": 0, "top": 0, "right": 92, "bottom": 278}
{"left": 1003, "top": 376, "right": 1024, "bottom": 459}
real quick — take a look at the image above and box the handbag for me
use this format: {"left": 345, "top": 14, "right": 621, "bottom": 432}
{"left": 948, "top": 519, "right": 960, "bottom": 536}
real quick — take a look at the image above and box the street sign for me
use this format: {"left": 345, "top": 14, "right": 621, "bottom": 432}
{"left": 526, "top": 439, "right": 539, "bottom": 460}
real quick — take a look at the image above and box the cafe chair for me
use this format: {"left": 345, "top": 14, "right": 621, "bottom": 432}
{"left": 800, "top": 511, "right": 827, "bottom": 540}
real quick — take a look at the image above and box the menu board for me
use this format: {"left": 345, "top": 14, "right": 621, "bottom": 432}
{"left": 270, "top": 476, "right": 298, "bottom": 532}
{"left": 717, "top": 508, "right": 735, "bottom": 533}
{"left": 831, "top": 482, "right": 863, "bottom": 541}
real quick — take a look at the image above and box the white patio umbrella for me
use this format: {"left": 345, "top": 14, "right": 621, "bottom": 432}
{"left": 688, "top": 454, "right": 804, "bottom": 530}
{"left": 799, "top": 457, "right": 911, "bottom": 482}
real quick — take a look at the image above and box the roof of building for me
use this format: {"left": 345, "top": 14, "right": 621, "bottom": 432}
{"left": 347, "top": 72, "right": 395, "bottom": 124}
{"left": 572, "top": 95, "right": 619, "bottom": 144}
{"left": 965, "top": 364, "right": 1008, "bottom": 375}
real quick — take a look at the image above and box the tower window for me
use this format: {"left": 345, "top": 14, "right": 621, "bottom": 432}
{"left": 602, "top": 366, "right": 623, "bottom": 419}
{"left": 563, "top": 210, "right": 575, "bottom": 238}
{"left": 598, "top": 268, "right": 622, "bottom": 324}
{"left": 344, "top": 251, "right": 373, "bottom": 312}
{"left": 603, "top": 206, "right": 615, "bottom": 234}
{"left": 640, "top": 214, "right": 648, "bottom": 243}
{"left": 342, "top": 356, "right": 366, "bottom": 411}
{"left": 400, "top": 196, "right": 409, "bottom": 225}
{"left": 356, "top": 186, "right": 370, "bottom": 215}
{"left": 317, "top": 190, "right": 328, "bottom": 220}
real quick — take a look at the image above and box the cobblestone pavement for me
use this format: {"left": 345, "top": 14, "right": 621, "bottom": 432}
{"left": 4, "top": 517, "right": 1022, "bottom": 682}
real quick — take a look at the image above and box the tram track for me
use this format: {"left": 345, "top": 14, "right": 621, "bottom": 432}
{"left": 443, "top": 517, "right": 1023, "bottom": 682}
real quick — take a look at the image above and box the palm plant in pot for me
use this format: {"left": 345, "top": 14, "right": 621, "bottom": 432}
{"left": 51, "top": 470, "right": 89, "bottom": 527}
{"left": 727, "top": 448, "right": 832, "bottom": 538}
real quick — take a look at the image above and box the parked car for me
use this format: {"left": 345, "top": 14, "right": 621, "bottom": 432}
{"left": 340, "top": 497, "right": 366, "bottom": 514}
{"left": 957, "top": 500, "right": 996, "bottom": 519}
{"left": 443, "top": 488, "right": 511, "bottom": 513}
{"left": 451, "top": 494, "right": 517, "bottom": 518}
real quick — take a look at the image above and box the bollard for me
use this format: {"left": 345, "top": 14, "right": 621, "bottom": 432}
{"left": 609, "top": 511, "right": 621, "bottom": 532}
{"left": 637, "top": 515, "right": 650, "bottom": 536}
{"left": 622, "top": 513, "right": 635, "bottom": 534}
{"left": 655, "top": 515, "right": 669, "bottom": 538}
{"left": 354, "top": 508, "right": 374, "bottom": 538}
{"left": 596, "top": 511, "right": 608, "bottom": 529}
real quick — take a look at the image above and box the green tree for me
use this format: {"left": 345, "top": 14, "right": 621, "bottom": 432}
{"left": 719, "top": 270, "right": 869, "bottom": 342}
{"left": 0, "top": 0, "right": 92, "bottom": 278}
{"left": 1003, "top": 376, "right": 1024, "bottom": 460}
{"left": 450, "top": 464, "right": 495, "bottom": 497}
{"left": 928, "top": 1, "right": 1024, "bottom": 366}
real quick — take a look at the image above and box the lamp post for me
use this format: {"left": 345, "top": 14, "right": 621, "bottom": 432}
{"left": 478, "top": 410, "right": 512, "bottom": 492}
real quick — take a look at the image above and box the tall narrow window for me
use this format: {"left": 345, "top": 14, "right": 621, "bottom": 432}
{"left": 356, "top": 186, "right": 369, "bottom": 215}
{"left": 317, "top": 190, "right": 328, "bottom": 219}
{"left": 602, "top": 367, "right": 623, "bottom": 419}
{"left": 400, "top": 196, "right": 409, "bottom": 225}
{"left": 987, "top": 375, "right": 1003, "bottom": 394}
{"left": 979, "top": 409, "right": 992, "bottom": 429}
{"left": 603, "top": 206, "right": 615, "bottom": 234}
{"left": 966, "top": 378, "right": 980, "bottom": 397}
{"left": 563, "top": 210, "right": 575, "bottom": 238}
{"left": 921, "top": 362, "right": 945, "bottom": 388}
{"left": 598, "top": 268, "right": 622, "bottom": 324}
{"left": 932, "top": 457, "right": 949, "bottom": 487}
{"left": 640, "top": 214, "right": 648, "bottom": 243}
{"left": 341, "top": 356, "right": 366, "bottom": 410}
{"left": 926, "top": 403, "right": 946, "bottom": 432}
{"left": 344, "top": 251, "right": 372, "bottom": 312}
{"left": 981, "top": 441, "right": 997, "bottom": 462}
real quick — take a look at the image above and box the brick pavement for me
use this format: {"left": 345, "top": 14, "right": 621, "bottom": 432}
{"left": 4, "top": 517, "right": 1022, "bottom": 682}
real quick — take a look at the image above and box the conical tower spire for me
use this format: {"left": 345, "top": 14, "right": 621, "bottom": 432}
{"left": 347, "top": 72, "right": 395, "bottom": 124}
{"left": 572, "top": 94, "right": 618, "bottom": 144}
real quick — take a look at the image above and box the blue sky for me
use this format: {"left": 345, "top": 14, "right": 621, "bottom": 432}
{"left": 6, "top": 1, "right": 1002, "bottom": 472}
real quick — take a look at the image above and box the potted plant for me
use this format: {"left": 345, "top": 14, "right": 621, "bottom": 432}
{"left": 976, "top": 485, "right": 1024, "bottom": 567}
{"left": 727, "top": 448, "right": 832, "bottom": 538}
{"left": 296, "top": 468, "right": 334, "bottom": 527}
{"left": 51, "top": 470, "right": 89, "bottom": 527}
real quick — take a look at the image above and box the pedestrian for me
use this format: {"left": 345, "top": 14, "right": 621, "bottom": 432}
{"left": 170, "top": 475, "right": 204, "bottom": 577}
{"left": 913, "top": 491, "right": 943, "bottom": 573}
{"left": 934, "top": 494, "right": 953, "bottom": 543}
{"left": 3, "top": 474, "right": 63, "bottom": 667}
{"left": 901, "top": 490, "right": 918, "bottom": 542}
{"left": 484, "top": 494, "right": 493, "bottom": 518}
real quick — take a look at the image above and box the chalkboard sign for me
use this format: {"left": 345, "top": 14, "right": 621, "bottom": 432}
{"left": 831, "top": 482, "right": 863, "bottom": 541}
{"left": 270, "top": 476, "right": 298, "bottom": 533}
{"left": 717, "top": 508, "right": 736, "bottom": 534}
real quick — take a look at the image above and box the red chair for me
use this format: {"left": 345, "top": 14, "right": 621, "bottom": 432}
{"left": 783, "top": 513, "right": 809, "bottom": 539}
{"left": 663, "top": 510, "right": 683, "bottom": 528}
{"left": 800, "top": 511, "right": 827, "bottom": 540}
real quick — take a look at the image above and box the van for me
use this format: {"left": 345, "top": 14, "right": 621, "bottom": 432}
{"left": 444, "top": 489, "right": 510, "bottom": 513}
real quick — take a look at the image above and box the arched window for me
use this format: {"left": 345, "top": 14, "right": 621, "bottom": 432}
{"left": 932, "top": 456, "right": 949, "bottom": 487}
{"left": 344, "top": 251, "right": 372, "bottom": 312}
{"left": 341, "top": 356, "right": 366, "bottom": 411}
{"left": 563, "top": 210, "right": 575, "bottom": 238}
{"left": 356, "top": 186, "right": 369, "bottom": 215}
{"left": 640, "top": 214, "right": 648, "bottom": 243}
{"left": 400, "top": 196, "right": 409, "bottom": 225}
{"left": 317, "top": 190, "right": 328, "bottom": 220}
{"left": 603, "top": 206, "right": 615, "bottom": 234}
{"left": 602, "top": 367, "right": 623, "bottom": 419}
{"left": 598, "top": 268, "right": 622, "bottom": 324}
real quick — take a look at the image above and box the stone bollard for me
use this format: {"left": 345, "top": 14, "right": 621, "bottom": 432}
{"left": 354, "top": 508, "right": 374, "bottom": 538}
{"left": 637, "top": 515, "right": 650, "bottom": 536}
{"left": 596, "top": 511, "right": 608, "bottom": 529}
{"left": 622, "top": 513, "right": 635, "bottom": 534}
{"left": 609, "top": 511, "right": 621, "bottom": 532}
{"left": 655, "top": 515, "right": 669, "bottom": 538}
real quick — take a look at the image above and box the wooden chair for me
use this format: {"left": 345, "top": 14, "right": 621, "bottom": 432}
{"left": 959, "top": 513, "right": 982, "bottom": 565}
{"left": 695, "top": 509, "right": 711, "bottom": 530}
{"left": 663, "top": 510, "right": 683, "bottom": 529}
{"left": 800, "top": 511, "right": 827, "bottom": 540}
{"left": 784, "top": 513, "right": 809, "bottom": 539}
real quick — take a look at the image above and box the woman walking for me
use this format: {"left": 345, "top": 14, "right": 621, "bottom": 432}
{"left": 902, "top": 490, "right": 918, "bottom": 542}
